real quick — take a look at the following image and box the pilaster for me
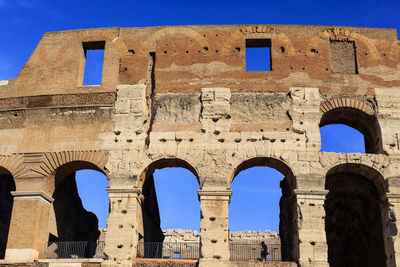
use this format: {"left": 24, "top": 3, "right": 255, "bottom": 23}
{"left": 198, "top": 189, "right": 231, "bottom": 267}
{"left": 5, "top": 190, "right": 54, "bottom": 262}
{"left": 103, "top": 187, "right": 141, "bottom": 267}
{"left": 295, "top": 189, "right": 329, "bottom": 267}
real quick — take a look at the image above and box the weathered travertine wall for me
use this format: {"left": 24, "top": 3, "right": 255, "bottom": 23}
{"left": 0, "top": 24, "right": 398, "bottom": 267}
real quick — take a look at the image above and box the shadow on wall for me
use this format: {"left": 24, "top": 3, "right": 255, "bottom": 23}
{"left": 52, "top": 173, "right": 100, "bottom": 258}
{"left": 0, "top": 173, "right": 15, "bottom": 259}
{"left": 325, "top": 169, "right": 387, "bottom": 267}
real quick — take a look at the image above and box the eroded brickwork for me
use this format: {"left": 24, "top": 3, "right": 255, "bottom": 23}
{"left": 0, "top": 24, "right": 398, "bottom": 267}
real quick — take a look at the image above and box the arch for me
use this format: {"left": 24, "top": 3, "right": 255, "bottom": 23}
{"left": 54, "top": 160, "right": 105, "bottom": 186}
{"left": 309, "top": 28, "right": 381, "bottom": 60}
{"left": 140, "top": 27, "right": 209, "bottom": 53}
{"left": 319, "top": 103, "right": 383, "bottom": 154}
{"left": 230, "top": 157, "right": 298, "bottom": 262}
{"left": 325, "top": 163, "right": 388, "bottom": 267}
{"left": 49, "top": 160, "right": 109, "bottom": 258}
{"left": 222, "top": 27, "right": 296, "bottom": 56}
{"left": 57, "top": 29, "right": 119, "bottom": 60}
{"left": 136, "top": 157, "right": 200, "bottom": 249}
{"left": 230, "top": 157, "right": 296, "bottom": 189}
{"left": 389, "top": 40, "right": 400, "bottom": 61}
{"left": 137, "top": 158, "right": 199, "bottom": 189}
{"left": 320, "top": 97, "right": 375, "bottom": 115}
{"left": 326, "top": 163, "right": 387, "bottom": 200}
{"left": 44, "top": 151, "right": 108, "bottom": 178}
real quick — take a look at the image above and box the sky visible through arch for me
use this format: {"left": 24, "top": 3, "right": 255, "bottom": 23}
{"left": 0, "top": 0, "right": 396, "bottom": 230}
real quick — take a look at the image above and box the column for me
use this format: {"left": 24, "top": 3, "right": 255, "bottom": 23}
{"left": 103, "top": 187, "right": 141, "bottom": 267}
{"left": 295, "top": 189, "right": 329, "bottom": 267}
{"left": 198, "top": 189, "right": 231, "bottom": 267}
{"left": 5, "top": 190, "right": 54, "bottom": 261}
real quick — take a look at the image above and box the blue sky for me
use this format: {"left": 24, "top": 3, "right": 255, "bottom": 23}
{"left": 0, "top": 0, "right": 397, "bottom": 231}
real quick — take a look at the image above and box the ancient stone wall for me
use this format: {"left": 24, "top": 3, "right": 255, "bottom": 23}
{"left": 0, "top": 24, "right": 398, "bottom": 267}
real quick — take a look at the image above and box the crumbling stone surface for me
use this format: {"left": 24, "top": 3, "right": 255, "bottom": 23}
{"left": 0, "top": 25, "right": 398, "bottom": 267}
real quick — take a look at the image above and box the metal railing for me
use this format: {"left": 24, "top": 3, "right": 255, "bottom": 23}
{"left": 44, "top": 241, "right": 105, "bottom": 259}
{"left": 137, "top": 242, "right": 200, "bottom": 259}
{"left": 229, "top": 243, "right": 281, "bottom": 261}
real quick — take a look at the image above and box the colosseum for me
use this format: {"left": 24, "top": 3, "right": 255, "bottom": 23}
{"left": 0, "top": 24, "right": 398, "bottom": 267}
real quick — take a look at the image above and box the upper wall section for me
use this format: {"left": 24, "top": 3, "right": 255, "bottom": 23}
{"left": 0, "top": 25, "right": 399, "bottom": 99}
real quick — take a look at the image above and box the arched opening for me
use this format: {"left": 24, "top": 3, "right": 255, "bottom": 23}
{"left": 137, "top": 158, "right": 200, "bottom": 259}
{"left": 324, "top": 164, "right": 387, "bottom": 267}
{"left": 48, "top": 161, "right": 108, "bottom": 259}
{"left": 320, "top": 124, "right": 365, "bottom": 153}
{"left": 229, "top": 158, "right": 298, "bottom": 262}
{"left": 320, "top": 107, "right": 382, "bottom": 154}
{"left": 0, "top": 167, "right": 15, "bottom": 259}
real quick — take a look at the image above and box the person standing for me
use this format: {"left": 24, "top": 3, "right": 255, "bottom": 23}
{"left": 260, "top": 241, "right": 268, "bottom": 261}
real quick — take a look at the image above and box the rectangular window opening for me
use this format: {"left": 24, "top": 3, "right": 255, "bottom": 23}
{"left": 246, "top": 39, "right": 271, "bottom": 71}
{"left": 173, "top": 252, "right": 181, "bottom": 259}
{"left": 330, "top": 40, "right": 358, "bottom": 74}
{"left": 82, "top": 41, "right": 105, "bottom": 86}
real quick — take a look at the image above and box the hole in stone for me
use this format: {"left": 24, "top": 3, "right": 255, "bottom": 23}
{"left": 128, "top": 49, "right": 135, "bottom": 55}
{"left": 280, "top": 46, "right": 285, "bottom": 53}
{"left": 311, "top": 49, "right": 318, "bottom": 54}
{"left": 235, "top": 47, "right": 241, "bottom": 52}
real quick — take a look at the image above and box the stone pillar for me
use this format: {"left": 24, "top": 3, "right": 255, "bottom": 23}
{"left": 387, "top": 193, "right": 400, "bottom": 267}
{"left": 5, "top": 190, "right": 54, "bottom": 262}
{"left": 198, "top": 189, "right": 231, "bottom": 267}
{"left": 295, "top": 189, "right": 329, "bottom": 267}
{"left": 103, "top": 187, "right": 141, "bottom": 267}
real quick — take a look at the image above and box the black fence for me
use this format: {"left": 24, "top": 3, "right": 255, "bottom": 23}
{"left": 44, "top": 241, "right": 105, "bottom": 259}
{"left": 229, "top": 243, "right": 281, "bottom": 261}
{"left": 137, "top": 242, "right": 200, "bottom": 259}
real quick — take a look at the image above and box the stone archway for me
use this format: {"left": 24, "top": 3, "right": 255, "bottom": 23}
{"left": 50, "top": 161, "right": 108, "bottom": 258}
{"left": 324, "top": 164, "right": 387, "bottom": 267}
{"left": 319, "top": 103, "right": 382, "bottom": 154}
{"left": 230, "top": 157, "right": 298, "bottom": 262}
{"left": 137, "top": 158, "right": 200, "bottom": 246}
